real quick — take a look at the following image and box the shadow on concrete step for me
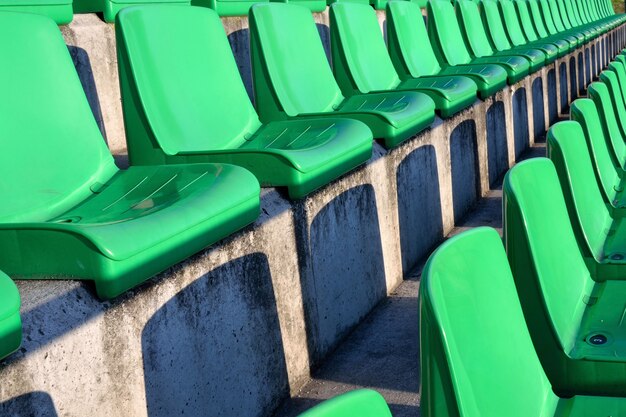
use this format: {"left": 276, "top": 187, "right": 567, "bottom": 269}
{"left": 295, "top": 184, "right": 388, "bottom": 368}
{"left": 0, "top": 391, "right": 58, "bottom": 417}
{"left": 397, "top": 144, "right": 443, "bottom": 276}
{"left": 142, "top": 252, "right": 289, "bottom": 417}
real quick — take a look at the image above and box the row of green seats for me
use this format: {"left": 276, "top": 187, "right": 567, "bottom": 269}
{"left": 415, "top": 26, "right": 626, "bottom": 417}
{"left": 0, "top": 0, "right": 620, "bottom": 339}
{"left": 429, "top": 0, "right": 623, "bottom": 87}
{"left": 421, "top": 227, "right": 626, "bottom": 416}
{"left": 2, "top": 0, "right": 619, "bottom": 29}
{"left": 0, "top": 0, "right": 425, "bottom": 24}
{"left": 117, "top": 5, "right": 375, "bottom": 198}
{"left": 503, "top": 58, "right": 626, "bottom": 395}
{"left": 115, "top": 0, "right": 621, "bottom": 171}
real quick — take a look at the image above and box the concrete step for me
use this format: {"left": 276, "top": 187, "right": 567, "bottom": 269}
{"left": 272, "top": 141, "right": 547, "bottom": 417}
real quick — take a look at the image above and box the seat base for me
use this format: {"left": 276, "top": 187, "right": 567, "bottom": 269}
{"left": 0, "top": 164, "right": 260, "bottom": 299}
{"left": 438, "top": 64, "right": 508, "bottom": 99}
{"left": 397, "top": 75, "right": 478, "bottom": 118}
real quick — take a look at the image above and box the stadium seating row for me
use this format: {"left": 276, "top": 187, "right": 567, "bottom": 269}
{"left": 0, "top": 0, "right": 620, "bottom": 23}
{"left": 410, "top": 50, "right": 626, "bottom": 416}
{"left": 0, "top": 0, "right": 620, "bottom": 404}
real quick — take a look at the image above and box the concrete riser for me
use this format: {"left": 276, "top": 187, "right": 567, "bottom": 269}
{"left": 0, "top": 11, "right": 624, "bottom": 417}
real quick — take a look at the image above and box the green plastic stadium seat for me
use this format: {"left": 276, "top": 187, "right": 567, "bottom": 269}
{"left": 73, "top": 0, "right": 190, "bottom": 22}
{"left": 479, "top": 0, "right": 550, "bottom": 70}
{"left": 0, "top": 0, "right": 72, "bottom": 24}
{"left": 546, "top": 120, "right": 626, "bottom": 283}
{"left": 0, "top": 271, "right": 21, "bottom": 361}
{"left": 426, "top": 0, "right": 515, "bottom": 88}
{"left": 329, "top": 2, "right": 478, "bottom": 118}
{"left": 250, "top": 3, "right": 436, "bottom": 149}
{"left": 498, "top": 0, "right": 560, "bottom": 61}
{"left": 504, "top": 157, "right": 626, "bottom": 396}
{"left": 117, "top": 6, "right": 372, "bottom": 199}
{"left": 386, "top": 0, "right": 506, "bottom": 99}
{"left": 514, "top": 0, "right": 571, "bottom": 56}
{"left": 189, "top": 0, "right": 269, "bottom": 16}
{"left": 0, "top": 11, "right": 261, "bottom": 300}
{"left": 424, "top": 226, "right": 626, "bottom": 410}
{"left": 297, "top": 390, "right": 392, "bottom": 417}
{"left": 454, "top": 0, "right": 541, "bottom": 77}
{"left": 570, "top": 98, "right": 626, "bottom": 210}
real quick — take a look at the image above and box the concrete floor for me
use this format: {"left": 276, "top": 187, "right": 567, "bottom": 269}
{"left": 272, "top": 140, "right": 547, "bottom": 417}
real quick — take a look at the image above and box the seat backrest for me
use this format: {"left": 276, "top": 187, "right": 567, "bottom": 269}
{"left": 546, "top": 122, "right": 613, "bottom": 262}
{"left": 329, "top": 2, "right": 401, "bottom": 94}
{"left": 515, "top": 0, "right": 541, "bottom": 40}
{"left": 499, "top": 0, "right": 530, "bottom": 46}
{"left": 546, "top": 0, "right": 566, "bottom": 31}
{"left": 588, "top": 82, "right": 626, "bottom": 168}
{"left": 598, "top": 0, "right": 612, "bottom": 17}
{"left": 481, "top": 0, "right": 515, "bottom": 51}
{"left": 249, "top": 3, "right": 344, "bottom": 117}
{"left": 607, "top": 61, "right": 626, "bottom": 129}
{"left": 564, "top": 0, "right": 582, "bottom": 25}
{"left": 427, "top": 0, "right": 473, "bottom": 65}
{"left": 586, "top": 0, "right": 600, "bottom": 20}
{"left": 538, "top": 0, "right": 559, "bottom": 34}
{"left": 503, "top": 157, "right": 596, "bottom": 356}
{"left": 575, "top": 0, "right": 590, "bottom": 23}
{"left": 570, "top": 99, "right": 621, "bottom": 205}
{"left": 0, "top": 12, "right": 117, "bottom": 223}
{"left": 116, "top": 6, "right": 262, "bottom": 156}
{"left": 527, "top": 0, "right": 551, "bottom": 37}
{"left": 386, "top": 0, "right": 444, "bottom": 78}
{"left": 298, "top": 390, "right": 392, "bottom": 417}
{"left": 555, "top": 0, "right": 572, "bottom": 28}
{"left": 595, "top": 0, "right": 606, "bottom": 18}
{"left": 572, "top": 0, "right": 593, "bottom": 23}
{"left": 421, "top": 227, "right": 559, "bottom": 417}
{"left": 455, "top": 0, "right": 498, "bottom": 56}
{"left": 599, "top": 70, "right": 626, "bottom": 143}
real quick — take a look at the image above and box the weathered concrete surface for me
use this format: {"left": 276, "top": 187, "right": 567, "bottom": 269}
{"left": 0, "top": 11, "right": 622, "bottom": 417}
{"left": 272, "top": 141, "right": 548, "bottom": 417}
